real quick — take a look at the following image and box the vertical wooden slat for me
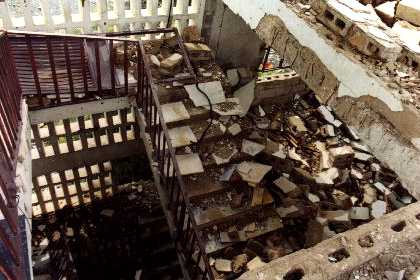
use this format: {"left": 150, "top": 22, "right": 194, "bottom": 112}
{"left": 63, "top": 119, "right": 75, "bottom": 153}
{"left": 64, "top": 37, "right": 75, "bottom": 102}
{"left": 78, "top": 116, "right": 89, "bottom": 150}
{"left": 45, "top": 173, "right": 60, "bottom": 211}
{"left": 31, "top": 124, "right": 45, "bottom": 158}
{"left": 46, "top": 37, "right": 61, "bottom": 104}
{"left": 92, "top": 113, "right": 102, "bottom": 147}
{"left": 94, "top": 40, "right": 102, "bottom": 96}
{"left": 80, "top": 39, "right": 89, "bottom": 96}
{"left": 58, "top": 171, "right": 72, "bottom": 207}
{"left": 124, "top": 41, "right": 129, "bottom": 96}
{"left": 72, "top": 167, "right": 85, "bottom": 205}
{"left": 105, "top": 111, "right": 115, "bottom": 145}
{"left": 120, "top": 109, "right": 128, "bottom": 142}
{"left": 97, "top": 162, "right": 108, "bottom": 197}
{"left": 85, "top": 165, "right": 96, "bottom": 200}
{"left": 47, "top": 122, "right": 60, "bottom": 156}
{"left": 109, "top": 40, "right": 116, "bottom": 94}
{"left": 26, "top": 34, "right": 43, "bottom": 105}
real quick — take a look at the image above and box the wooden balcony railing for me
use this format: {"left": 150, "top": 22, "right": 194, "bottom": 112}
{"left": 0, "top": 31, "right": 25, "bottom": 280}
{"left": 7, "top": 31, "right": 142, "bottom": 110}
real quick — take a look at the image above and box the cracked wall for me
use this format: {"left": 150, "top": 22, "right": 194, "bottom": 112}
{"left": 219, "top": 0, "right": 420, "bottom": 199}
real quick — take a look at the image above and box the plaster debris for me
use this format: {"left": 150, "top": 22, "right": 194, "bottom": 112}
{"left": 228, "top": 123, "right": 242, "bottom": 136}
{"left": 234, "top": 80, "right": 255, "bottom": 117}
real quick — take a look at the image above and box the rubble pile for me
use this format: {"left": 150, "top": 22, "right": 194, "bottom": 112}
{"left": 31, "top": 180, "right": 181, "bottom": 280}
{"left": 189, "top": 92, "right": 415, "bottom": 279}
{"left": 285, "top": 0, "right": 420, "bottom": 109}
{"left": 124, "top": 28, "right": 417, "bottom": 279}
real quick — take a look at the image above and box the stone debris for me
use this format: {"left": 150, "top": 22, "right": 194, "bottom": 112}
{"left": 160, "top": 53, "right": 184, "bottom": 70}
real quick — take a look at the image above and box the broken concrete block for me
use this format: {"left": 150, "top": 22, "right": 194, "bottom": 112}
{"left": 237, "top": 161, "right": 272, "bottom": 186}
{"left": 318, "top": 105, "right": 336, "bottom": 124}
{"left": 228, "top": 123, "right": 242, "bottom": 136}
{"left": 288, "top": 115, "right": 308, "bottom": 132}
{"left": 276, "top": 205, "right": 300, "bottom": 218}
{"left": 396, "top": 0, "right": 420, "bottom": 27}
{"left": 320, "top": 124, "right": 335, "bottom": 137}
{"left": 307, "top": 192, "right": 320, "bottom": 203}
{"left": 332, "top": 189, "right": 353, "bottom": 209}
{"left": 215, "top": 259, "right": 232, "bottom": 272}
{"left": 375, "top": 1, "right": 397, "bottom": 26}
{"left": 305, "top": 219, "right": 324, "bottom": 247}
{"left": 321, "top": 210, "right": 350, "bottom": 223}
{"left": 232, "top": 254, "right": 248, "bottom": 273}
{"left": 227, "top": 69, "right": 240, "bottom": 87}
{"left": 315, "top": 167, "right": 339, "bottom": 186}
{"left": 362, "top": 184, "right": 378, "bottom": 204}
{"left": 384, "top": 270, "right": 405, "bottom": 280}
{"left": 371, "top": 200, "right": 387, "bottom": 218}
{"left": 347, "top": 24, "right": 402, "bottom": 61}
{"left": 373, "top": 181, "right": 391, "bottom": 196}
{"left": 242, "top": 139, "right": 265, "bottom": 156}
{"left": 234, "top": 80, "right": 255, "bottom": 117}
{"left": 288, "top": 147, "right": 310, "bottom": 168}
{"left": 150, "top": 55, "right": 160, "bottom": 67}
{"left": 329, "top": 146, "right": 354, "bottom": 168}
{"left": 274, "top": 177, "right": 301, "bottom": 198}
{"left": 350, "top": 207, "right": 370, "bottom": 220}
{"left": 351, "top": 141, "right": 371, "bottom": 154}
{"left": 354, "top": 151, "right": 374, "bottom": 162}
{"left": 185, "top": 81, "right": 226, "bottom": 107}
{"left": 160, "top": 53, "right": 183, "bottom": 69}
{"left": 246, "top": 256, "right": 266, "bottom": 271}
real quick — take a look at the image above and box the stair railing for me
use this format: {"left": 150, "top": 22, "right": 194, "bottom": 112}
{"left": 137, "top": 37, "right": 214, "bottom": 279}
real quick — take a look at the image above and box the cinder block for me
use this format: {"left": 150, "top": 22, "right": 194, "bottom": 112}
{"left": 396, "top": 0, "right": 420, "bottom": 27}
{"left": 313, "top": 0, "right": 356, "bottom": 37}
{"left": 347, "top": 24, "right": 402, "bottom": 61}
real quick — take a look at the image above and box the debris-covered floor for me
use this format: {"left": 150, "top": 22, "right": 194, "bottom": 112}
{"left": 127, "top": 30, "right": 417, "bottom": 279}
{"left": 31, "top": 177, "right": 182, "bottom": 280}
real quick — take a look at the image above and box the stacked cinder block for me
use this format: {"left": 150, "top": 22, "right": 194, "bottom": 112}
{"left": 312, "top": 0, "right": 402, "bottom": 62}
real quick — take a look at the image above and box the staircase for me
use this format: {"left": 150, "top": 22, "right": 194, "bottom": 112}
{"left": 133, "top": 29, "right": 294, "bottom": 279}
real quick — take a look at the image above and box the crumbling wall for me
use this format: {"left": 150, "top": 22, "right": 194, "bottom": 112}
{"left": 202, "top": 0, "right": 265, "bottom": 69}
{"left": 220, "top": 0, "right": 420, "bottom": 199}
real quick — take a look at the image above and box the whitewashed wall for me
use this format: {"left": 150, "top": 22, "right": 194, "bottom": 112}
{"left": 0, "top": 0, "right": 206, "bottom": 34}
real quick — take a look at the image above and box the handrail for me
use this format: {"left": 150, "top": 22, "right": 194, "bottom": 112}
{"left": 0, "top": 31, "right": 24, "bottom": 280}
{"left": 6, "top": 30, "right": 141, "bottom": 110}
{"left": 138, "top": 38, "right": 214, "bottom": 279}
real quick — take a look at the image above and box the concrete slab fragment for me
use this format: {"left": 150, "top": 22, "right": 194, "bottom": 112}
{"left": 237, "top": 161, "right": 272, "bottom": 186}
{"left": 185, "top": 81, "right": 226, "bottom": 107}
{"left": 161, "top": 102, "right": 190, "bottom": 123}
{"left": 234, "top": 80, "right": 255, "bottom": 117}
{"left": 168, "top": 126, "right": 197, "bottom": 148}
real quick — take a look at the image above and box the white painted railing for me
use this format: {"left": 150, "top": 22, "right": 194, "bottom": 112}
{"left": 0, "top": 0, "right": 206, "bottom": 34}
